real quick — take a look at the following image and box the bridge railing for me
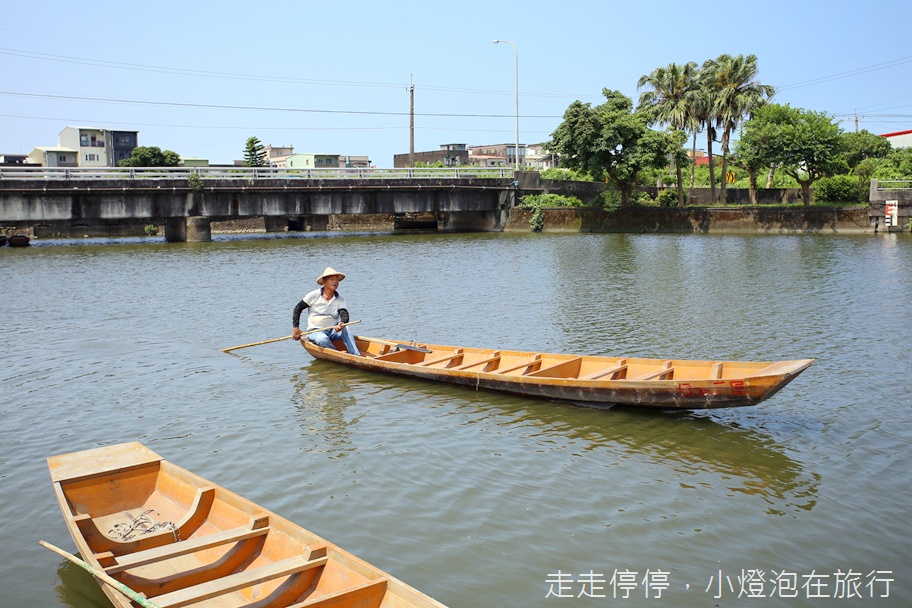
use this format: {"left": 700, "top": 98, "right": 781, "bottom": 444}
{"left": 0, "top": 166, "right": 514, "bottom": 180}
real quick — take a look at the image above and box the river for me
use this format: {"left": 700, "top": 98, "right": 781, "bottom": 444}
{"left": 1, "top": 231, "right": 910, "bottom": 607}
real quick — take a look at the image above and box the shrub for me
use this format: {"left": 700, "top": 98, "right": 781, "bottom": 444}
{"left": 656, "top": 188, "right": 682, "bottom": 207}
{"left": 520, "top": 193, "right": 584, "bottom": 208}
{"left": 187, "top": 173, "right": 204, "bottom": 192}
{"left": 540, "top": 167, "right": 593, "bottom": 181}
{"left": 814, "top": 175, "right": 862, "bottom": 204}
{"left": 593, "top": 191, "right": 621, "bottom": 210}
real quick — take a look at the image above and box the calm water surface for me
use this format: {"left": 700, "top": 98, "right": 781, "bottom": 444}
{"left": 1, "top": 231, "right": 910, "bottom": 607}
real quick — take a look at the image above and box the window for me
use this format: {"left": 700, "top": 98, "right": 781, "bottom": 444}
{"left": 85, "top": 154, "right": 99, "bottom": 162}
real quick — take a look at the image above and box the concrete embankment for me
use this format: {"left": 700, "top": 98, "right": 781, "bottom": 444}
{"left": 504, "top": 206, "right": 879, "bottom": 234}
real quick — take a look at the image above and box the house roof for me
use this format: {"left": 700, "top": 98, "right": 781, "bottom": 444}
{"left": 881, "top": 129, "right": 912, "bottom": 138}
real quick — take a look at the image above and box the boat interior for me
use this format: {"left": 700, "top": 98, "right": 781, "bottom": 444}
{"left": 53, "top": 455, "right": 400, "bottom": 608}
{"left": 350, "top": 337, "right": 792, "bottom": 382}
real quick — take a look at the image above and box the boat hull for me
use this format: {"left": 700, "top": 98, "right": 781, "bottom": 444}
{"left": 304, "top": 337, "right": 813, "bottom": 410}
{"left": 48, "top": 442, "right": 447, "bottom": 608}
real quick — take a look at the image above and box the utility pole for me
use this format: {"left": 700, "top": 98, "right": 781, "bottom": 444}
{"left": 409, "top": 75, "right": 415, "bottom": 167}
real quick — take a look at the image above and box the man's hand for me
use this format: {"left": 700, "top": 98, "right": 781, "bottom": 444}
{"left": 292, "top": 327, "right": 303, "bottom": 340}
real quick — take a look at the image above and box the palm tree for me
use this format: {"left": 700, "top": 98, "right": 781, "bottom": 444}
{"left": 691, "top": 76, "right": 718, "bottom": 205}
{"left": 637, "top": 62, "right": 699, "bottom": 207}
{"left": 702, "top": 54, "right": 775, "bottom": 204}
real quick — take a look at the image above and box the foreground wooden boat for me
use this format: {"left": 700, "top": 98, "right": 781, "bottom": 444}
{"left": 48, "top": 442, "right": 447, "bottom": 608}
{"left": 303, "top": 336, "right": 813, "bottom": 410}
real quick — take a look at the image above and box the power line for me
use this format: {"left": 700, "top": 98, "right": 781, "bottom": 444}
{"left": 0, "top": 90, "right": 565, "bottom": 119}
{"left": 778, "top": 55, "right": 912, "bottom": 91}
{"left": 0, "top": 46, "right": 600, "bottom": 101}
{"left": 0, "top": 113, "right": 555, "bottom": 136}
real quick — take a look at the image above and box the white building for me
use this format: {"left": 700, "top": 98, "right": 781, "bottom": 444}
{"left": 57, "top": 126, "right": 139, "bottom": 167}
{"left": 882, "top": 129, "right": 912, "bottom": 148}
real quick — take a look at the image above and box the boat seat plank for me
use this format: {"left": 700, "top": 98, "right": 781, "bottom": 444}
{"left": 104, "top": 524, "right": 270, "bottom": 574}
{"left": 152, "top": 555, "right": 329, "bottom": 608}
{"left": 710, "top": 362, "right": 723, "bottom": 379}
{"left": 631, "top": 361, "right": 674, "bottom": 381}
{"left": 420, "top": 349, "right": 464, "bottom": 367}
{"left": 525, "top": 357, "right": 583, "bottom": 378}
{"left": 451, "top": 353, "right": 500, "bottom": 371}
{"left": 49, "top": 441, "right": 162, "bottom": 483}
{"left": 495, "top": 355, "right": 542, "bottom": 375}
{"left": 579, "top": 361, "right": 628, "bottom": 381}
{"left": 287, "top": 578, "right": 388, "bottom": 608}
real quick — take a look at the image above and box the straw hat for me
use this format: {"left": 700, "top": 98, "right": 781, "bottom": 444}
{"left": 317, "top": 267, "right": 345, "bottom": 285}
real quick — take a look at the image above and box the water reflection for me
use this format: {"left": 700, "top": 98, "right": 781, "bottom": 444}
{"left": 289, "top": 365, "right": 359, "bottom": 458}
{"left": 54, "top": 558, "right": 109, "bottom": 608}
{"left": 300, "top": 361, "right": 820, "bottom": 516}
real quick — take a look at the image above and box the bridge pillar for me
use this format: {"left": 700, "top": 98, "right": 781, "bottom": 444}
{"left": 264, "top": 215, "right": 288, "bottom": 233}
{"left": 164, "top": 217, "right": 211, "bottom": 242}
{"left": 164, "top": 217, "right": 186, "bottom": 242}
{"left": 186, "top": 216, "right": 212, "bottom": 242}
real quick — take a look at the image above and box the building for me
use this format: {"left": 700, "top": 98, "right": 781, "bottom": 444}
{"left": 467, "top": 143, "right": 526, "bottom": 168}
{"left": 0, "top": 154, "right": 35, "bottom": 166}
{"left": 393, "top": 144, "right": 469, "bottom": 168}
{"left": 285, "top": 153, "right": 341, "bottom": 169}
{"left": 523, "top": 143, "right": 558, "bottom": 169}
{"left": 27, "top": 146, "right": 78, "bottom": 167}
{"left": 338, "top": 155, "right": 371, "bottom": 169}
{"left": 264, "top": 144, "right": 295, "bottom": 168}
{"left": 882, "top": 129, "right": 912, "bottom": 148}
{"left": 57, "top": 127, "right": 138, "bottom": 167}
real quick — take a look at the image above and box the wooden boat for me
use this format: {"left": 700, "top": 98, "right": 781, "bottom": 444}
{"left": 48, "top": 442, "right": 447, "bottom": 608}
{"left": 7, "top": 233, "right": 30, "bottom": 246}
{"left": 0, "top": 234, "right": 7, "bottom": 247}
{"left": 303, "top": 336, "right": 813, "bottom": 410}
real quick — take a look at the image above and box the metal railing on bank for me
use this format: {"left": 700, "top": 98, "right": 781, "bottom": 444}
{"left": 0, "top": 166, "right": 514, "bottom": 181}
{"left": 873, "top": 179, "right": 912, "bottom": 190}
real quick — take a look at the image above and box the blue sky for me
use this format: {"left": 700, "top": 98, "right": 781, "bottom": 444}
{"left": 3, "top": 0, "right": 911, "bottom": 166}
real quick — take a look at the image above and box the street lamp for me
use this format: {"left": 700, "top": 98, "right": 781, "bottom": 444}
{"left": 493, "top": 39, "right": 519, "bottom": 173}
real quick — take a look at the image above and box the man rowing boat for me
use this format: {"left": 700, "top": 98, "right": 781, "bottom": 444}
{"left": 292, "top": 266, "right": 361, "bottom": 355}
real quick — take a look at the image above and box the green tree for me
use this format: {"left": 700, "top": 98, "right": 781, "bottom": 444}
{"left": 701, "top": 54, "right": 774, "bottom": 204}
{"left": 243, "top": 137, "right": 267, "bottom": 167}
{"left": 637, "top": 61, "right": 699, "bottom": 206}
{"left": 873, "top": 148, "right": 912, "bottom": 179}
{"left": 691, "top": 77, "right": 719, "bottom": 202}
{"left": 730, "top": 140, "right": 768, "bottom": 205}
{"left": 739, "top": 104, "right": 846, "bottom": 205}
{"left": 118, "top": 146, "right": 181, "bottom": 167}
{"left": 841, "top": 130, "right": 892, "bottom": 171}
{"left": 548, "top": 89, "right": 671, "bottom": 206}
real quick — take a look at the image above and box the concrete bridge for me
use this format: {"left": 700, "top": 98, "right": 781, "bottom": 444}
{"left": 0, "top": 167, "right": 521, "bottom": 241}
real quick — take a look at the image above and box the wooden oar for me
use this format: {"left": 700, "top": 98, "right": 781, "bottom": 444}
{"left": 221, "top": 335, "right": 293, "bottom": 352}
{"left": 221, "top": 320, "right": 362, "bottom": 353}
{"left": 39, "top": 540, "right": 161, "bottom": 608}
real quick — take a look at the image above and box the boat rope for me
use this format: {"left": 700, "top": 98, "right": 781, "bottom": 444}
{"left": 109, "top": 509, "right": 180, "bottom": 542}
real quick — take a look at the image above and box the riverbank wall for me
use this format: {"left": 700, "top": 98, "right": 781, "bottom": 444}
{"left": 503, "top": 206, "right": 880, "bottom": 234}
